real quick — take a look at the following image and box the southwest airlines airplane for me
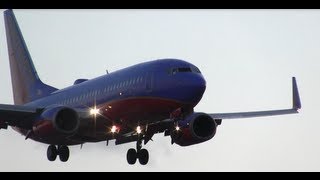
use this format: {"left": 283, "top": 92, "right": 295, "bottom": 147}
{"left": 0, "top": 9, "right": 301, "bottom": 165}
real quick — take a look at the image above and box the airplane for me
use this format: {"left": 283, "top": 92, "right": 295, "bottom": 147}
{"left": 0, "top": 9, "right": 301, "bottom": 165}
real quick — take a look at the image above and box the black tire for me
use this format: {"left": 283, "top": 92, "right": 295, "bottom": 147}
{"left": 138, "top": 149, "right": 149, "bottom": 165}
{"left": 58, "top": 145, "right": 70, "bottom": 162}
{"left": 127, "top": 148, "right": 137, "bottom": 165}
{"left": 47, "top": 145, "right": 57, "bottom": 161}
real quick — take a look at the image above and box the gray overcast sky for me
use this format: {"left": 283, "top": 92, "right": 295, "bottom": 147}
{"left": 0, "top": 9, "right": 319, "bottom": 172}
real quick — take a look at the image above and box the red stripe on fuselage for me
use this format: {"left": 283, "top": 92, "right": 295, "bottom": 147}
{"left": 100, "top": 96, "right": 192, "bottom": 124}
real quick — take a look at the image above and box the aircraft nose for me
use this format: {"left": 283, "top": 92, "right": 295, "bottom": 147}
{"left": 193, "top": 75, "right": 206, "bottom": 96}
{"left": 196, "top": 75, "right": 206, "bottom": 89}
{"left": 178, "top": 74, "right": 206, "bottom": 104}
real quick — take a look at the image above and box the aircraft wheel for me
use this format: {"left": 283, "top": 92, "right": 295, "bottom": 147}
{"left": 58, "top": 145, "right": 70, "bottom": 162}
{"left": 138, "top": 149, "right": 149, "bottom": 165}
{"left": 47, "top": 145, "right": 57, "bottom": 161}
{"left": 127, "top": 148, "right": 137, "bottom": 165}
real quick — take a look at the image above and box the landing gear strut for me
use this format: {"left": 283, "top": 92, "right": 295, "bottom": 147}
{"left": 47, "top": 145, "right": 70, "bottom": 162}
{"left": 126, "top": 138, "right": 149, "bottom": 165}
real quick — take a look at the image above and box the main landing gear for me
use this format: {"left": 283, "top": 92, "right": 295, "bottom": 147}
{"left": 47, "top": 145, "right": 70, "bottom": 162}
{"left": 126, "top": 138, "right": 149, "bottom": 165}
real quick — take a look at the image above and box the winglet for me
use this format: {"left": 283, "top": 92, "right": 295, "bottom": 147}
{"left": 292, "top": 77, "right": 301, "bottom": 110}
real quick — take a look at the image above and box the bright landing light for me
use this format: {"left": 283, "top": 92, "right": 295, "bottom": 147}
{"left": 175, "top": 126, "right": 180, "bottom": 131}
{"left": 111, "top": 125, "right": 117, "bottom": 133}
{"left": 136, "top": 126, "right": 142, "bottom": 134}
{"left": 90, "top": 107, "right": 100, "bottom": 115}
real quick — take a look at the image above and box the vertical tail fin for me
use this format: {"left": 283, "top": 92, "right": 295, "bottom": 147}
{"left": 4, "top": 9, "right": 57, "bottom": 105}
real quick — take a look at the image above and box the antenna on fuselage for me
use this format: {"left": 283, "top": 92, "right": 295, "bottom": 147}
{"left": 106, "top": 70, "right": 109, "bottom": 74}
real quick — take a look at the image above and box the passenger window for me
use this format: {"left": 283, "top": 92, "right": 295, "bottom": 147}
{"left": 172, "top": 68, "right": 178, "bottom": 75}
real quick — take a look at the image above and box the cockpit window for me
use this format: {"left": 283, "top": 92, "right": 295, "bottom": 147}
{"left": 191, "top": 66, "right": 201, "bottom": 73}
{"left": 169, "top": 66, "right": 201, "bottom": 75}
{"left": 173, "top": 68, "right": 192, "bottom": 73}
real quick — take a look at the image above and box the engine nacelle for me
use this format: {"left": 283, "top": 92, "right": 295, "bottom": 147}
{"left": 33, "top": 105, "right": 80, "bottom": 136}
{"left": 172, "top": 112, "right": 217, "bottom": 146}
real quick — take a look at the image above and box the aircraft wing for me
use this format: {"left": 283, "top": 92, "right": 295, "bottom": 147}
{"left": 0, "top": 104, "right": 41, "bottom": 129}
{"left": 209, "top": 77, "right": 301, "bottom": 120}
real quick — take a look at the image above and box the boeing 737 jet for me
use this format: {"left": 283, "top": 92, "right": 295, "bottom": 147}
{"left": 0, "top": 10, "right": 301, "bottom": 165}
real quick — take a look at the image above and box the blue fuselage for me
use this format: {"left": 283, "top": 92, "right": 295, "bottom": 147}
{"left": 21, "top": 59, "right": 206, "bottom": 144}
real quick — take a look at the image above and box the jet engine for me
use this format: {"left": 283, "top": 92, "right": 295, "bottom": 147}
{"left": 171, "top": 112, "right": 218, "bottom": 146}
{"left": 33, "top": 105, "right": 79, "bottom": 136}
